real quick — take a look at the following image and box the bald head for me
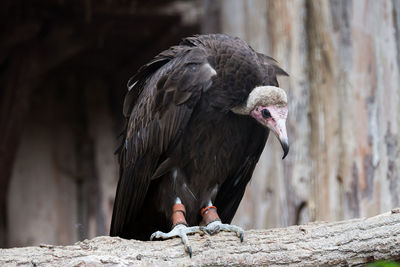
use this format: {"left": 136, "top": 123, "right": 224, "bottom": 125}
{"left": 231, "top": 86, "right": 287, "bottom": 115}
{"left": 232, "top": 85, "right": 289, "bottom": 159}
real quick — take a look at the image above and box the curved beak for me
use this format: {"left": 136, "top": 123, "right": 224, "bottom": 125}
{"left": 270, "top": 118, "right": 289, "bottom": 159}
{"left": 280, "top": 135, "right": 289, "bottom": 159}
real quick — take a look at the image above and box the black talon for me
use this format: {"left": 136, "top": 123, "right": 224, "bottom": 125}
{"left": 240, "top": 232, "right": 244, "bottom": 242}
{"left": 210, "top": 225, "right": 220, "bottom": 235}
{"left": 150, "top": 233, "right": 156, "bottom": 241}
{"left": 150, "top": 225, "right": 201, "bottom": 257}
{"left": 187, "top": 246, "right": 192, "bottom": 258}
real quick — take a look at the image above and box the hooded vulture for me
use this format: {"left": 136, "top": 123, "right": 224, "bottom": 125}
{"left": 110, "top": 34, "right": 289, "bottom": 256}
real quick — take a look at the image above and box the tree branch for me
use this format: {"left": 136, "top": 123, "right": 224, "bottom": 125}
{"left": 1, "top": 209, "right": 400, "bottom": 266}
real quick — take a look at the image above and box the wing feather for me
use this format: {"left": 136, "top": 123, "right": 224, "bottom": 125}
{"left": 214, "top": 128, "right": 269, "bottom": 224}
{"left": 110, "top": 46, "right": 215, "bottom": 237}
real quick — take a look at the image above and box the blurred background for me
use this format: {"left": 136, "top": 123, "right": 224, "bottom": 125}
{"left": 1, "top": 0, "right": 399, "bottom": 248}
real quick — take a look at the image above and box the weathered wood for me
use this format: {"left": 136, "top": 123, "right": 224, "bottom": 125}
{"left": 84, "top": 77, "right": 119, "bottom": 237}
{"left": 305, "top": 0, "right": 400, "bottom": 221}
{"left": 1, "top": 28, "right": 87, "bottom": 247}
{"left": 1, "top": 210, "right": 399, "bottom": 266}
{"left": 7, "top": 75, "right": 81, "bottom": 247}
{"left": 2, "top": 0, "right": 200, "bottom": 248}
{"left": 267, "top": 0, "right": 311, "bottom": 226}
{"left": 208, "top": 0, "right": 400, "bottom": 230}
{"left": 3, "top": 0, "right": 400, "bottom": 250}
{"left": 0, "top": 48, "right": 38, "bottom": 247}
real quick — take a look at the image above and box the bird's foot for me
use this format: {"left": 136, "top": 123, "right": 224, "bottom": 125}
{"left": 150, "top": 224, "right": 201, "bottom": 257}
{"left": 200, "top": 220, "right": 244, "bottom": 242}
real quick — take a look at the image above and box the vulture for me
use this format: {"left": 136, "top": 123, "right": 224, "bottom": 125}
{"left": 110, "top": 34, "right": 289, "bottom": 256}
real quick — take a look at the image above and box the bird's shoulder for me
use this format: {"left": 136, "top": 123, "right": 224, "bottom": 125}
{"left": 119, "top": 42, "right": 217, "bottom": 163}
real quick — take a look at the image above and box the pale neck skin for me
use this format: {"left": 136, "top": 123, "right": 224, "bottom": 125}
{"left": 231, "top": 85, "right": 289, "bottom": 159}
{"left": 251, "top": 104, "right": 289, "bottom": 159}
{"left": 251, "top": 105, "right": 288, "bottom": 140}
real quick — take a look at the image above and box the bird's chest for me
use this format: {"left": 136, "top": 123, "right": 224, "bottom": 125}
{"left": 177, "top": 114, "right": 254, "bottom": 192}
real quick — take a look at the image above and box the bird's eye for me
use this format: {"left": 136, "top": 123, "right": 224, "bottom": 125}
{"left": 262, "top": 109, "right": 271, "bottom": 119}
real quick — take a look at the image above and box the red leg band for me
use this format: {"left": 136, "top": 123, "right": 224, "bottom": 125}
{"left": 201, "top": 205, "right": 217, "bottom": 216}
{"left": 201, "top": 206, "right": 220, "bottom": 225}
{"left": 172, "top": 203, "right": 188, "bottom": 227}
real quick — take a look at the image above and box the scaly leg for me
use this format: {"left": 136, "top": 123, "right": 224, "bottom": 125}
{"left": 199, "top": 202, "right": 244, "bottom": 242}
{"left": 150, "top": 198, "right": 200, "bottom": 257}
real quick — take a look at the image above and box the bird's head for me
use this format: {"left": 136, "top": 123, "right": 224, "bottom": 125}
{"left": 232, "top": 86, "right": 289, "bottom": 159}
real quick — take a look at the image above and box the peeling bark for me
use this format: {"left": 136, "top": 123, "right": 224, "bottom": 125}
{"left": 1, "top": 210, "right": 400, "bottom": 266}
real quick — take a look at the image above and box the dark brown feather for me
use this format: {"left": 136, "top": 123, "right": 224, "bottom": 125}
{"left": 111, "top": 34, "right": 287, "bottom": 240}
{"left": 111, "top": 44, "right": 214, "bottom": 237}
